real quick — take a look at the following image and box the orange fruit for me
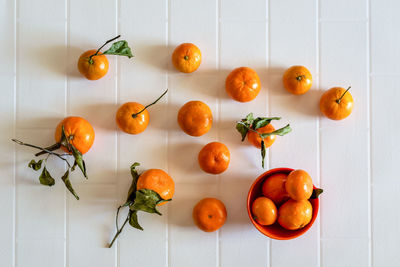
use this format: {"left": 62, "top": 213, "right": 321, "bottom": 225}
{"left": 198, "top": 142, "right": 230, "bottom": 174}
{"left": 172, "top": 43, "right": 202, "bottom": 73}
{"left": 193, "top": 198, "right": 227, "bottom": 232}
{"left": 77, "top": 49, "right": 109, "bottom": 80}
{"left": 262, "top": 173, "right": 290, "bottom": 206}
{"left": 54, "top": 116, "right": 95, "bottom": 154}
{"left": 136, "top": 169, "right": 175, "bottom": 205}
{"left": 278, "top": 199, "right": 312, "bottom": 230}
{"left": 251, "top": 197, "right": 277, "bottom": 226}
{"left": 285, "top": 169, "right": 313, "bottom": 201}
{"left": 247, "top": 123, "right": 276, "bottom": 149}
{"left": 177, "top": 101, "right": 213, "bottom": 136}
{"left": 116, "top": 102, "right": 149, "bottom": 134}
{"left": 320, "top": 86, "right": 354, "bottom": 120}
{"left": 282, "top": 65, "right": 312, "bottom": 95}
{"left": 225, "top": 67, "right": 261, "bottom": 102}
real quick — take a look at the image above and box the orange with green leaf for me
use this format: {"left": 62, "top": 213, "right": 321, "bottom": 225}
{"left": 78, "top": 35, "right": 133, "bottom": 80}
{"left": 12, "top": 116, "right": 94, "bottom": 200}
{"left": 108, "top": 163, "right": 175, "bottom": 248}
{"left": 116, "top": 89, "right": 168, "bottom": 134}
{"left": 236, "top": 113, "right": 292, "bottom": 168}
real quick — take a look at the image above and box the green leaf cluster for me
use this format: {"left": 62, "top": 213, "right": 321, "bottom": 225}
{"left": 24, "top": 125, "right": 88, "bottom": 200}
{"left": 121, "top": 163, "right": 170, "bottom": 230}
{"left": 235, "top": 113, "right": 292, "bottom": 168}
{"left": 109, "top": 163, "right": 172, "bottom": 248}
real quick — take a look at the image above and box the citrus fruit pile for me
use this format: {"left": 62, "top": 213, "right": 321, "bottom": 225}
{"left": 12, "top": 35, "right": 350, "bottom": 245}
{"left": 251, "top": 169, "right": 322, "bottom": 230}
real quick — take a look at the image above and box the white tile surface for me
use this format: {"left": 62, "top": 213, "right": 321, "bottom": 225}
{"left": 371, "top": 76, "right": 400, "bottom": 267}
{"left": 322, "top": 238, "right": 369, "bottom": 267}
{"left": 320, "top": 22, "right": 369, "bottom": 239}
{"left": 2, "top": 0, "right": 400, "bottom": 266}
{"left": 320, "top": 0, "right": 367, "bottom": 20}
{"left": 371, "top": 0, "right": 400, "bottom": 74}
{"left": 0, "top": 0, "right": 15, "bottom": 265}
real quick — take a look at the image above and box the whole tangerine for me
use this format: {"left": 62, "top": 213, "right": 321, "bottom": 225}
{"left": 262, "top": 173, "right": 290, "bottom": 206}
{"left": 177, "top": 101, "right": 213, "bottom": 136}
{"left": 54, "top": 116, "right": 95, "bottom": 155}
{"left": 136, "top": 169, "right": 175, "bottom": 205}
{"left": 116, "top": 102, "right": 149, "bottom": 134}
{"left": 282, "top": 65, "right": 312, "bottom": 95}
{"left": 320, "top": 86, "right": 353, "bottom": 120}
{"left": 198, "top": 142, "right": 230, "bottom": 174}
{"left": 225, "top": 67, "right": 261, "bottom": 102}
{"left": 172, "top": 43, "right": 202, "bottom": 73}
{"left": 247, "top": 123, "right": 276, "bottom": 149}
{"left": 285, "top": 169, "right": 313, "bottom": 201}
{"left": 251, "top": 197, "right": 277, "bottom": 226}
{"left": 278, "top": 199, "right": 312, "bottom": 230}
{"left": 77, "top": 50, "right": 109, "bottom": 80}
{"left": 193, "top": 198, "right": 227, "bottom": 232}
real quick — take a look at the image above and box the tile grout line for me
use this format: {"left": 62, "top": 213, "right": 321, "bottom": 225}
{"left": 115, "top": 0, "right": 120, "bottom": 266}
{"left": 13, "top": 0, "right": 18, "bottom": 265}
{"left": 316, "top": 0, "right": 322, "bottom": 265}
{"left": 367, "top": 0, "right": 373, "bottom": 266}
{"left": 64, "top": 0, "right": 69, "bottom": 266}
{"left": 166, "top": 0, "right": 170, "bottom": 266}
{"left": 266, "top": 0, "right": 271, "bottom": 266}
{"left": 216, "top": 0, "right": 221, "bottom": 267}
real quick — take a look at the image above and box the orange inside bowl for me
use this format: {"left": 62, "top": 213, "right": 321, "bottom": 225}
{"left": 247, "top": 167, "right": 319, "bottom": 240}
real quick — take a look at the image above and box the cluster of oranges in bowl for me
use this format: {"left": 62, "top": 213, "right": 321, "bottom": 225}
{"left": 247, "top": 168, "right": 322, "bottom": 239}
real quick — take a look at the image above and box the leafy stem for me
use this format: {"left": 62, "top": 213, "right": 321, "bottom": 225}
{"left": 12, "top": 139, "right": 71, "bottom": 168}
{"left": 108, "top": 162, "right": 172, "bottom": 248}
{"left": 35, "top": 142, "right": 61, "bottom": 157}
{"left": 336, "top": 86, "right": 351, "bottom": 104}
{"left": 12, "top": 126, "right": 86, "bottom": 200}
{"left": 89, "top": 35, "right": 121, "bottom": 63}
{"left": 235, "top": 113, "right": 292, "bottom": 168}
{"left": 108, "top": 216, "right": 129, "bottom": 248}
{"left": 132, "top": 89, "right": 168, "bottom": 118}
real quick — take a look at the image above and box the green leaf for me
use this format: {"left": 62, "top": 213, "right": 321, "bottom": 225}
{"left": 39, "top": 167, "right": 55, "bottom": 186}
{"left": 252, "top": 117, "right": 281, "bottom": 130}
{"left": 235, "top": 122, "right": 249, "bottom": 141}
{"left": 128, "top": 210, "right": 143, "bottom": 230}
{"left": 28, "top": 159, "right": 43, "bottom": 171}
{"left": 61, "top": 170, "right": 79, "bottom": 200}
{"left": 244, "top": 113, "right": 254, "bottom": 124}
{"left": 103, "top": 40, "right": 133, "bottom": 58}
{"left": 60, "top": 126, "right": 72, "bottom": 151}
{"left": 70, "top": 145, "right": 87, "bottom": 178}
{"left": 260, "top": 124, "right": 292, "bottom": 138}
{"left": 261, "top": 140, "right": 266, "bottom": 169}
{"left": 235, "top": 113, "right": 256, "bottom": 141}
{"left": 310, "top": 188, "right": 323, "bottom": 199}
{"left": 131, "top": 189, "right": 168, "bottom": 215}
{"left": 126, "top": 162, "right": 141, "bottom": 203}
{"left": 71, "top": 160, "right": 77, "bottom": 172}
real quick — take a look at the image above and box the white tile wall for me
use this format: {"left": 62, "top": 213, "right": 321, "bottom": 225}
{"left": 1, "top": 0, "right": 399, "bottom": 266}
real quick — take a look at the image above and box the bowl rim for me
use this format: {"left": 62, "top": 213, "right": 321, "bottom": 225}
{"left": 246, "top": 167, "right": 319, "bottom": 240}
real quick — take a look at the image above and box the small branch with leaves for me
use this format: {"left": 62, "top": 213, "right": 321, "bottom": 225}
{"left": 108, "top": 163, "right": 171, "bottom": 248}
{"left": 12, "top": 126, "right": 87, "bottom": 200}
{"left": 236, "top": 113, "right": 292, "bottom": 168}
{"left": 88, "top": 35, "right": 134, "bottom": 64}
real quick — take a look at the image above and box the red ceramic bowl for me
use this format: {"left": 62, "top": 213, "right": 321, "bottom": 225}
{"left": 247, "top": 167, "right": 319, "bottom": 240}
